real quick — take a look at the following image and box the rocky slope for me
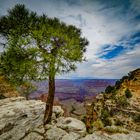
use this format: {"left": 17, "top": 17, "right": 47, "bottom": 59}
{"left": 86, "top": 68, "right": 140, "bottom": 133}
{"left": 0, "top": 97, "right": 140, "bottom": 140}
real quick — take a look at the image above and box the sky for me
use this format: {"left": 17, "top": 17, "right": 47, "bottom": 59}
{"left": 0, "top": 0, "right": 140, "bottom": 79}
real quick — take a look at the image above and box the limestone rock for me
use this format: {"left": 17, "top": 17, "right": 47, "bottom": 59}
{"left": 56, "top": 117, "right": 86, "bottom": 136}
{"left": 22, "top": 132, "right": 44, "bottom": 140}
{"left": 62, "top": 132, "right": 81, "bottom": 140}
{"left": 80, "top": 131, "right": 140, "bottom": 140}
{"left": 52, "top": 106, "right": 64, "bottom": 120}
{"left": 45, "top": 127, "right": 67, "bottom": 140}
{"left": 0, "top": 97, "right": 45, "bottom": 140}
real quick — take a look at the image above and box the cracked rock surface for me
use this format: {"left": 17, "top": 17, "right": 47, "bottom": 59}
{"left": 0, "top": 97, "right": 140, "bottom": 140}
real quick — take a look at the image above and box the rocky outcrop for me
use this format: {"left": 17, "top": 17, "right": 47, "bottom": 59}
{"left": 0, "top": 97, "right": 86, "bottom": 140}
{"left": 86, "top": 69, "right": 140, "bottom": 133}
{"left": 0, "top": 97, "right": 140, "bottom": 140}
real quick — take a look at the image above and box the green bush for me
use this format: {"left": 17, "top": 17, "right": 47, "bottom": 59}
{"left": 81, "top": 115, "right": 87, "bottom": 123}
{"left": 125, "top": 89, "right": 132, "bottom": 98}
{"left": 115, "top": 119, "right": 124, "bottom": 126}
{"left": 115, "top": 80, "right": 121, "bottom": 89}
{"left": 105, "top": 85, "right": 116, "bottom": 94}
{"left": 92, "top": 120, "right": 104, "bottom": 130}
{"left": 116, "top": 96, "right": 129, "bottom": 108}
{"left": 0, "top": 94, "right": 6, "bottom": 99}
{"left": 101, "top": 109, "right": 112, "bottom": 126}
{"left": 101, "top": 109, "right": 110, "bottom": 118}
{"left": 104, "top": 126, "right": 129, "bottom": 134}
{"left": 133, "top": 115, "right": 140, "bottom": 122}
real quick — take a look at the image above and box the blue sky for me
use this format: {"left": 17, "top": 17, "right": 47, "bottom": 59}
{"left": 0, "top": 0, "right": 140, "bottom": 79}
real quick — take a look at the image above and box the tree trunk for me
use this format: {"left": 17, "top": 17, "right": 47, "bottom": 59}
{"left": 44, "top": 74, "right": 55, "bottom": 125}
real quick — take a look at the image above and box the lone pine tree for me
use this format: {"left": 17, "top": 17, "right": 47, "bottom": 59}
{"left": 0, "top": 4, "right": 89, "bottom": 124}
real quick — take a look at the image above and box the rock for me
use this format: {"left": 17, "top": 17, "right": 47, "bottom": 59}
{"left": 45, "top": 127, "right": 67, "bottom": 140}
{"left": 0, "top": 97, "right": 45, "bottom": 140}
{"left": 109, "top": 131, "right": 140, "bottom": 140}
{"left": 80, "top": 131, "right": 140, "bottom": 140}
{"left": 1, "top": 97, "right": 140, "bottom": 140}
{"left": 56, "top": 117, "right": 86, "bottom": 136}
{"left": 79, "top": 131, "right": 111, "bottom": 140}
{"left": 22, "top": 132, "right": 43, "bottom": 140}
{"left": 62, "top": 132, "right": 81, "bottom": 140}
{"left": 53, "top": 106, "right": 64, "bottom": 117}
{"left": 0, "top": 97, "right": 69, "bottom": 140}
{"left": 51, "top": 106, "right": 64, "bottom": 121}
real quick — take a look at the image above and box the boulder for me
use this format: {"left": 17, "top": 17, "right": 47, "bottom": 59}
{"left": 0, "top": 97, "right": 67, "bottom": 140}
{"left": 80, "top": 131, "right": 140, "bottom": 140}
{"left": 45, "top": 126, "right": 67, "bottom": 140}
{"left": 0, "top": 97, "right": 45, "bottom": 140}
{"left": 56, "top": 117, "right": 86, "bottom": 136}
{"left": 62, "top": 132, "right": 81, "bottom": 140}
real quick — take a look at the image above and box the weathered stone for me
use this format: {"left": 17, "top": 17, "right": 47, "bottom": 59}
{"left": 62, "top": 132, "right": 81, "bottom": 140}
{"left": 53, "top": 106, "right": 64, "bottom": 117}
{"left": 22, "top": 132, "right": 43, "bottom": 140}
{"left": 0, "top": 97, "right": 45, "bottom": 140}
{"left": 56, "top": 117, "right": 86, "bottom": 136}
{"left": 45, "top": 127, "right": 67, "bottom": 140}
{"left": 80, "top": 131, "right": 140, "bottom": 140}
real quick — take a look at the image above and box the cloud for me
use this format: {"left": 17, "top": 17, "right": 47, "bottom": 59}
{"left": 0, "top": 0, "right": 140, "bottom": 79}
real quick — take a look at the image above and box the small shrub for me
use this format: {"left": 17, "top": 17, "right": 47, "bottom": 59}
{"left": 92, "top": 120, "right": 104, "bottom": 130}
{"left": 101, "top": 109, "right": 112, "bottom": 126}
{"left": 104, "top": 126, "right": 129, "bottom": 134}
{"left": 0, "top": 94, "right": 6, "bottom": 99}
{"left": 115, "top": 119, "right": 124, "bottom": 126}
{"left": 133, "top": 115, "right": 140, "bottom": 123}
{"left": 121, "top": 76, "right": 128, "bottom": 82}
{"left": 103, "top": 118, "right": 112, "bottom": 126}
{"left": 81, "top": 115, "right": 87, "bottom": 123}
{"left": 125, "top": 89, "right": 132, "bottom": 98}
{"left": 116, "top": 96, "right": 129, "bottom": 108}
{"left": 115, "top": 80, "right": 121, "bottom": 89}
{"left": 105, "top": 86, "right": 116, "bottom": 94}
{"left": 101, "top": 109, "right": 110, "bottom": 119}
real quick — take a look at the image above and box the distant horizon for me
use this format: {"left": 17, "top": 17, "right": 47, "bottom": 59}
{"left": 55, "top": 78, "right": 118, "bottom": 80}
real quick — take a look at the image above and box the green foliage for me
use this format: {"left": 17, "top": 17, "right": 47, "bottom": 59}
{"left": 133, "top": 115, "right": 140, "bottom": 123}
{"left": 0, "top": 4, "right": 88, "bottom": 85}
{"left": 92, "top": 120, "right": 104, "bottom": 130}
{"left": 116, "top": 96, "right": 129, "bottom": 108}
{"left": 0, "top": 37, "right": 38, "bottom": 85}
{"left": 115, "top": 80, "right": 121, "bottom": 89}
{"left": 121, "top": 76, "right": 129, "bottom": 82}
{"left": 125, "top": 89, "right": 132, "bottom": 98}
{"left": 101, "top": 109, "right": 110, "bottom": 118}
{"left": 100, "top": 109, "right": 112, "bottom": 126}
{"left": 104, "top": 126, "right": 129, "bottom": 134}
{"left": 115, "top": 119, "right": 124, "bottom": 126}
{"left": 0, "top": 94, "right": 6, "bottom": 99}
{"left": 105, "top": 85, "right": 116, "bottom": 94}
{"left": 81, "top": 115, "right": 87, "bottom": 124}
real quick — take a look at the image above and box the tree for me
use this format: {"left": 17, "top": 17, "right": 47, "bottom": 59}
{"left": 0, "top": 4, "right": 89, "bottom": 124}
{"left": 0, "top": 4, "right": 38, "bottom": 85}
{"left": 31, "top": 16, "right": 88, "bottom": 124}
{"left": 105, "top": 85, "right": 115, "bottom": 94}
